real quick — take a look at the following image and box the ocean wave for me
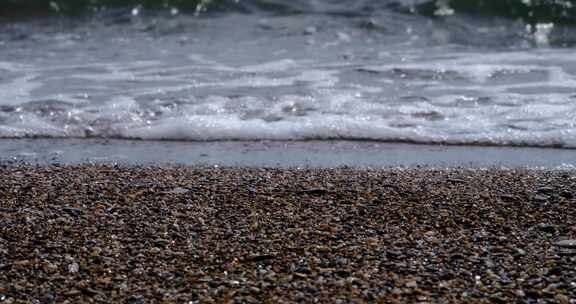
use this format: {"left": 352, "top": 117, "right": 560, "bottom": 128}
{"left": 1, "top": 50, "right": 576, "bottom": 148}
{"left": 2, "top": 1, "right": 576, "bottom": 149}
{"left": 2, "top": 0, "right": 576, "bottom": 24}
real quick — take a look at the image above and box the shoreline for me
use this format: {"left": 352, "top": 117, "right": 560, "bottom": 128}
{"left": 0, "top": 165, "right": 575, "bottom": 302}
{"left": 2, "top": 138, "right": 576, "bottom": 168}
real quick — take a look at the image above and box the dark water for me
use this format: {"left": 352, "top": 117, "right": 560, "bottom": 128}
{"left": 1, "top": 0, "right": 576, "bottom": 147}
{"left": 3, "top": 0, "right": 576, "bottom": 22}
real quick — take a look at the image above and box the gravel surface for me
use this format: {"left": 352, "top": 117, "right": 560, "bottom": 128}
{"left": 0, "top": 164, "right": 575, "bottom": 303}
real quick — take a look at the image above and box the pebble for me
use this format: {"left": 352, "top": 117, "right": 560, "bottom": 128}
{"left": 0, "top": 165, "right": 575, "bottom": 303}
{"left": 533, "top": 194, "right": 549, "bottom": 202}
{"left": 154, "top": 239, "right": 170, "bottom": 247}
{"left": 537, "top": 224, "right": 556, "bottom": 233}
{"left": 68, "top": 262, "right": 79, "bottom": 274}
{"left": 249, "top": 254, "right": 276, "bottom": 262}
{"left": 556, "top": 294, "right": 571, "bottom": 304}
{"left": 447, "top": 178, "right": 465, "bottom": 184}
{"left": 62, "top": 206, "right": 82, "bottom": 217}
{"left": 297, "top": 188, "right": 328, "bottom": 195}
{"left": 405, "top": 281, "right": 418, "bottom": 288}
{"left": 555, "top": 240, "right": 576, "bottom": 249}
{"left": 163, "top": 187, "right": 191, "bottom": 194}
{"left": 536, "top": 186, "right": 555, "bottom": 194}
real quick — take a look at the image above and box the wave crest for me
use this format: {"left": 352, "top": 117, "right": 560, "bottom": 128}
{"left": 2, "top": 0, "right": 576, "bottom": 24}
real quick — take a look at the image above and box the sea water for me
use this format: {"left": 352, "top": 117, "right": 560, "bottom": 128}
{"left": 1, "top": 0, "right": 576, "bottom": 148}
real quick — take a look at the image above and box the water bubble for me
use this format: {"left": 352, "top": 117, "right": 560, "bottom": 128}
{"left": 131, "top": 5, "right": 141, "bottom": 16}
{"left": 529, "top": 23, "right": 554, "bottom": 46}
{"left": 49, "top": 1, "right": 60, "bottom": 12}
{"left": 434, "top": 0, "right": 454, "bottom": 16}
{"left": 195, "top": 0, "right": 212, "bottom": 16}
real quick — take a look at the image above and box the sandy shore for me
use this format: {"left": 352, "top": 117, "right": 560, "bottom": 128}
{"left": 0, "top": 164, "right": 575, "bottom": 303}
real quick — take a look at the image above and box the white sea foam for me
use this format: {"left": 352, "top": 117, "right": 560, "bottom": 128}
{"left": 1, "top": 15, "right": 575, "bottom": 148}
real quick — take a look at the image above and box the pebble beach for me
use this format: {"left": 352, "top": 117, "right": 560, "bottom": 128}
{"left": 0, "top": 164, "right": 575, "bottom": 303}
{"left": 4, "top": 0, "right": 576, "bottom": 303}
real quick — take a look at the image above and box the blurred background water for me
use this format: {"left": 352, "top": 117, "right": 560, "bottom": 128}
{"left": 1, "top": 0, "right": 576, "bottom": 147}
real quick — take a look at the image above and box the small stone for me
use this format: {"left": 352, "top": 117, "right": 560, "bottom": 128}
{"left": 533, "top": 195, "right": 549, "bottom": 202}
{"left": 154, "top": 239, "right": 170, "bottom": 247}
{"left": 166, "top": 250, "right": 185, "bottom": 257}
{"left": 293, "top": 272, "right": 307, "bottom": 279}
{"left": 405, "top": 280, "right": 418, "bottom": 288}
{"left": 249, "top": 286, "right": 261, "bottom": 293}
{"left": 514, "top": 248, "right": 526, "bottom": 256}
{"left": 556, "top": 294, "right": 571, "bottom": 304}
{"left": 248, "top": 254, "right": 276, "bottom": 262}
{"left": 295, "top": 265, "right": 311, "bottom": 274}
{"left": 537, "top": 224, "right": 556, "bottom": 233}
{"left": 447, "top": 178, "right": 465, "bottom": 184}
{"left": 42, "top": 262, "right": 58, "bottom": 273}
{"left": 83, "top": 288, "right": 103, "bottom": 296}
{"left": 297, "top": 188, "right": 328, "bottom": 195}
{"left": 489, "top": 293, "right": 507, "bottom": 304}
{"left": 63, "top": 206, "right": 82, "bottom": 217}
{"left": 68, "top": 262, "right": 79, "bottom": 274}
{"left": 424, "top": 231, "right": 436, "bottom": 237}
{"left": 335, "top": 270, "right": 350, "bottom": 277}
{"left": 499, "top": 194, "right": 516, "bottom": 202}
{"left": 164, "top": 187, "right": 191, "bottom": 194}
{"left": 536, "top": 186, "right": 554, "bottom": 194}
{"left": 559, "top": 190, "right": 573, "bottom": 199}
{"left": 556, "top": 239, "right": 576, "bottom": 248}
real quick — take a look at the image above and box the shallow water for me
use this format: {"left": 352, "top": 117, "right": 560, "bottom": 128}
{"left": 3, "top": 138, "right": 576, "bottom": 168}
{"left": 1, "top": 0, "right": 576, "bottom": 147}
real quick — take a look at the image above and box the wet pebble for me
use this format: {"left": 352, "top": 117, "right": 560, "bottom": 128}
{"left": 556, "top": 240, "right": 576, "bottom": 249}
{"left": 63, "top": 206, "right": 82, "bottom": 217}
{"left": 537, "top": 223, "right": 556, "bottom": 233}
{"left": 536, "top": 186, "right": 554, "bottom": 195}
{"left": 163, "top": 187, "right": 191, "bottom": 194}
{"left": 0, "top": 165, "right": 575, "bottom": 303}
